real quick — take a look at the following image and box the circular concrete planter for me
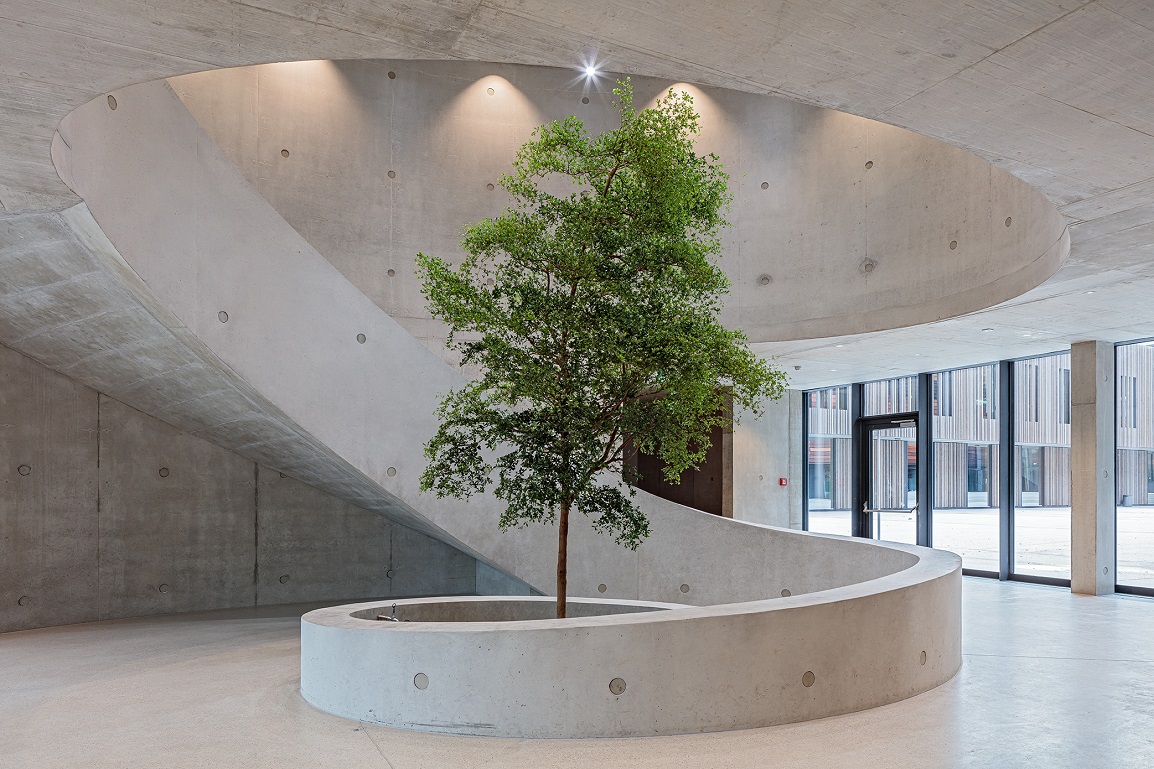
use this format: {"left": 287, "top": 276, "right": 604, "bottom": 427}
{"left": 301, "top": 538, "right": 961, "bottom": 738}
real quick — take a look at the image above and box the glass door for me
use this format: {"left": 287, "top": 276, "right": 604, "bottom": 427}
{"left": 859, "top": 416, "right": 919, "bottom": 544}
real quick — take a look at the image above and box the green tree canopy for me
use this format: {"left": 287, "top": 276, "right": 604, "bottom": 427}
{"left": 417, "top": 80, "right": 787, "bottom": 617}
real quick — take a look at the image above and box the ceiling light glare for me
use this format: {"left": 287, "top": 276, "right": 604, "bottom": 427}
{"left": 584, "top": 64, "right": 598, "bottom": 78}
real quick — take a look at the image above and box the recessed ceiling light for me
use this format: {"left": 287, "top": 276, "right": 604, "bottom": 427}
{"left": 981, "top": 328, "right": 994, "bottom": 332}
{"left": 835, "top": 344, "right": 845, "bottom": 348}
{"left": 830, "top": 369, "right": 837, "bottom": 372}
{"left": 1086, "top": 290, "right": 1096, "bottom": 294}
{"left": 583, "top": 64, "right": 598, "bottom": 77}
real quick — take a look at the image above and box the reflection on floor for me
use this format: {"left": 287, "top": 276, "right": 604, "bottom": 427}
{"left": 808, "top": 507, "right": 1154, "bottom": 587}
{"left": 2, "top": 579, "right": 1153, "bottom": 768}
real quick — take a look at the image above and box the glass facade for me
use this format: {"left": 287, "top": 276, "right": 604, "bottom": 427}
{"left": 866, "top": 423, "right": 918, "bottom": 544}
{"left": 1116, "top": 342, "right": 1154, "bottom": 590}
{"left": 800, "top": 345, "right": 1154, "bottom": 591}
{"left": 805, "top": 386, "right": 851, "bottom": 536}
{"left": 931, "top": 364, "right": 1000, "bottom": 573}
{"left": 1013, "top": 352, "right": 1071, "bottom": 580}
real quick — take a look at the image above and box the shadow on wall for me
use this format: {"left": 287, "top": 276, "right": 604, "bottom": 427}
{"left": 0, "top": 343, "right": 501, "bottom": 634}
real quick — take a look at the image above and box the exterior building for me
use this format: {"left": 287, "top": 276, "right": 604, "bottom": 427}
{"left": 1117, "top": 343, "right": 1154, "bottom": 505}
{"left": 807, "top": 356, "right": 1075, "bottom": 516}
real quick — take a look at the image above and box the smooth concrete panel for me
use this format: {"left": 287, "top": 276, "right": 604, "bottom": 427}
{"left": 388, "top": 522, "right": 477, "bottom": 598}
{"left": 732, "top": 397, "right": 791, "bottom": 528}
{"left": 787, "top": 389, "right": 804, "bottom": 529}
{"left": 474, "top": 561, "right": 532, "bottom": 596}
{"left": 0, "top": 343, "right": 484, "bottom": 632}
{"left": 634, "top": 493, "right": 919, "bottom": 607}
{"left": 1070, "top": 340, "right": 1116, "bottom": 595}
{"left": 255, "top": 467, "right": 478, "bottom": 604}
{"left": 97, "top": 395, "right": 258, "bottom": 616}
{"left": 0, "top": 344, "right": 100, "bottom": 631}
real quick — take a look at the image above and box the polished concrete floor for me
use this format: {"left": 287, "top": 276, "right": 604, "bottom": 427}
{"left": 3, "top": 578, "right": 1153, "bottom": 768}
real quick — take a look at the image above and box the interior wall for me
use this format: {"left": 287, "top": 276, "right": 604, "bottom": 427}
{"left": 0, "top": 343, "right": 488, "bottom": 633}
{"left": 633, "top": 421, "right": 731, "bottom": 518}
{"left": 732, "top": 391, "right": 802, "bottom": 528}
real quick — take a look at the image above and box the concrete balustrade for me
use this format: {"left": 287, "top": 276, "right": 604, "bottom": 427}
{"left": 302, "top": 536, "right": 960, "bottom": 738}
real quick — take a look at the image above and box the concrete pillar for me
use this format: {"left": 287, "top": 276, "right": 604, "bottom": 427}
{"left": 788, "top": 390, "right": 805, "bottom": 530}
{"left": 1070, "top": 340, "right": 1115, "bottom": 595}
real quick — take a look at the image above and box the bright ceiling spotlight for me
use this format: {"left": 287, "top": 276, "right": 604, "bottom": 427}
{"left": 583, "top": 64, "right": 598, "bottom": 78}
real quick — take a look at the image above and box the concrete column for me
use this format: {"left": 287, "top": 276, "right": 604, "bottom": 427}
{"left": 788, "top": 390, "right": 805, "bottom": 530}
{"left": 1070, "top": 340, "right": 1115, "bottom": 595}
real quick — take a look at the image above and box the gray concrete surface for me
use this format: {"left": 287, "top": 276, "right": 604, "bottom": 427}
{"left": 344, "top": 597, "right": 679, "bottom": 622}
{"left": 732, "top": 395, "right": 797, "bottom": 528}
{"left": 302, "top": 539, "right": 959, "bottom": 738}
{"left": 474, "top": 561, "right": 533, "bottom": 597}
{"left": 3, "top": 578, "right": 1150, "bottom": 768}
{"left": 1071, "top": 340, "right": 1117, "bottom": 595}
{"left": 171, "top": 60, "right": 1065, "bottom": 346}
{"left": 0, "top": 342, "right": 483, "bottom": 633}
{"left": 787, "top": 390, "right": 805, "bottom": 529}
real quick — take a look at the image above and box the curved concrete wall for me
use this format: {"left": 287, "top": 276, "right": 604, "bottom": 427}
{"left": 170, "top": 60, "right": 1066, "bottom": 347}
{"left": 344, "top": 598, "right": 676, "bottom": 622}
{"left": 302, "top": 542, "right": 960, "bottom": 737}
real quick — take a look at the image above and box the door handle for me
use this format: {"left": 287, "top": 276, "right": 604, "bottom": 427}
{"left": 862, "top": 506, "right": 917, "bottom": 539}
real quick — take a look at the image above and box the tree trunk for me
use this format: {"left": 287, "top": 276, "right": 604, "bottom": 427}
{"left": 556, "top": 501, "right": 569, "bottom": 619}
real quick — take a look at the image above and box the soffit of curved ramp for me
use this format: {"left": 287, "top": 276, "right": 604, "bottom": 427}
{"left": 169, "top": 60, "right": 1065, "bottom": 345}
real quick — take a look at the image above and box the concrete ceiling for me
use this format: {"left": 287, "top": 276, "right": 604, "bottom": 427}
{"left": 3, "top": 1, "right": 1154, "bottom": 389}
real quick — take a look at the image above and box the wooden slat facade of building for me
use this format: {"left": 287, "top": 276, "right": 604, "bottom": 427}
{"left": 1115, "top": 343, "right": 1154, "bottom": 504}
{"left": 808, "top": 357, "right": 1078, "bottom": 513}
{"left": 1013, "top": 354, "right": 1071, "bottom": 447}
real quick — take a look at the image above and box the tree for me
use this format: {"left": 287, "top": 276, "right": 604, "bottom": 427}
{"left": 417, "top": 80, "right": 787, "bottom": 618}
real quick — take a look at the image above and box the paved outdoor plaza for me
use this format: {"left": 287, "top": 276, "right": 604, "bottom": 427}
{"left": 810, "top": 507, "right": 1154, "bottom": 587}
